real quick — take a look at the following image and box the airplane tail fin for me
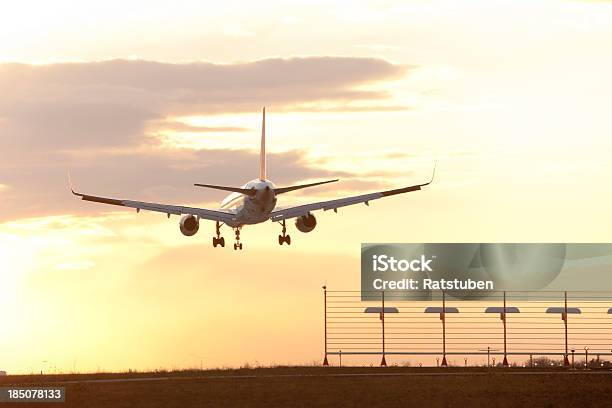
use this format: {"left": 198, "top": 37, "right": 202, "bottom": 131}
{"left": 195, "top": 108, "right": 339, "bottom": 196}
{"left": 259, "top": 107, "right": 266, "bottom": 181}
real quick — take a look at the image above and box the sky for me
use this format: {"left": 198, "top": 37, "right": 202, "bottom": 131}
{"left": 1, "top": 0, "right": 612, "bottom": 373}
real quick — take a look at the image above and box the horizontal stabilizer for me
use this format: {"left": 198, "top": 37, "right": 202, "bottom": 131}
{"left": 194, "top": 183, "right": 257, "bottom": 196}
{"left": 274, "top": 179, "right": 339, "bottom": 195}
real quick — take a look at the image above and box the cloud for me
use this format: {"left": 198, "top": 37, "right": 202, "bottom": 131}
{"left": 0, "top": 57, "right": 411, "bottom": 221}
{"left": 149, "top": 120, "right": 250, "bottom": 133}
{"left": 0, "top": 57, "right": 408, "bottom": 152}
{"left": 1, "top": 147, "right": 357, "bottom": 221}
{"left": 286, "top": 104, "right": 411, "bottom": 112}
{"left": 0, "top": 56, "right": 408, "bottom": 120}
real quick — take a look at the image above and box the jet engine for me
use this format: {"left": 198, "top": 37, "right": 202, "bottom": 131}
{"left": 180, "top": 214, "right": 199, "bottom": 236}
{"left": 295, "top": 213, "right": 317, "bottom": 233}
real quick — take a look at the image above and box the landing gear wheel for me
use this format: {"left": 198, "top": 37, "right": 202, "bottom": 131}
{"left": 234, "top": 243, "right": 237, "bottom": 250}
{"left": 213, "top": 221, "right": 225, "bottom": 248}
{"left": 239, "top": 243, "right": 243, "bottom": 250}
{"left": 278, "top": 234, "right": 291, "bottom": 245}
{"left": 213, "top": 236, "right": 225, "bottom": 248}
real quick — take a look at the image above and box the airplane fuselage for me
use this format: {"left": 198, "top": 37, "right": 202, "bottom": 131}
{"left": 220, "top": 179, "right": 277, "bottom": 227}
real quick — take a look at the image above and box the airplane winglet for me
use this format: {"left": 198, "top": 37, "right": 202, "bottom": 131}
{"left": 425, "top": 162, "right": 437, "bottom": 186}
{"left": 68, "top": 171, "right": 81, "bottom": 196}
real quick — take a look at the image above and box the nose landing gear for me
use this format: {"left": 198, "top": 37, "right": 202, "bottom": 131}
{"left": 212, "top": 221, "right": 225, "bottom": 248}
{"left": 233, "top": 227, "right": 243, "bottom": 250}
{"left": 278, "top": 220, "right": 291, "bottom": 245}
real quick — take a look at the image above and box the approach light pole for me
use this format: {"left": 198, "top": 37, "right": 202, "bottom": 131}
{"left": 323, "top": 285, "right": 329, "bottom": 366}
{"left": 502, "top": 292, "right": 507, "bottom": 366}
{"left": 546, "top": 299, "right": 581, "bottom": 368}
{"left": 381, "top": 291, "right": 386, "bottom": 367}
{"left": 424, "top": 295, "right": 458, "bottom": 368}
{"left": 364, "top": 304, "right": 398, "bottom": 367}
{"left": 485, "top": 293, "right": 519, "bottom": 367}
{"left": 564, "top": 292, "right": 569, "bottom": 367}
{"left": 441, "top": 291, "right": 447, "bottom": 367}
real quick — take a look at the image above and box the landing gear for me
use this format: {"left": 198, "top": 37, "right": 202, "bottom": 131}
{"left": 233, "top": 227, "right": 243, "bottom": 250}
{"left": 212, "top": 221, "right": 225, "bottom": 248}
{"left": 278, "top": 220, "right": 291, "bottom": 245}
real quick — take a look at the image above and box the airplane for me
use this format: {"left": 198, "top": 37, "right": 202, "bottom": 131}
{"left": 71, "top": 108, "right": 435, "bottom": 250}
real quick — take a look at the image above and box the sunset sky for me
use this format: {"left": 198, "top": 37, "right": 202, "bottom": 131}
{"left": 1, "top": 0, "right": 612, "bottom": 373}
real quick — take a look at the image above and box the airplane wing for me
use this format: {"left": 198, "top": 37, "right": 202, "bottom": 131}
{"left": 71, "top": 187, "right": 236, "bottom": 224}
{"left": 269, "top": 166, "right": 435, "bottom": 222}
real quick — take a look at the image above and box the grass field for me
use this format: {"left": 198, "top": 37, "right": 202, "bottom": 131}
{"left": 1, "top": 366, "right": 611, "bottom": 407}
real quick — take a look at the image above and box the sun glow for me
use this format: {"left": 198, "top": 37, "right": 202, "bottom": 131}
{"left": 1, "top": 0, "right": 612, "bottom": 374}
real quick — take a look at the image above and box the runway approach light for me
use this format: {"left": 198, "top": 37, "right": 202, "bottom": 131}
{"left": 424, "top": 307, "right": 459, "bottom": 314}
{"left": 546, "top": 307, "right": 581, "bottom": 314}
{"left": 485, "top": 307, "right": 520, "bottom": 314}
{"left": 364, "top": 307, "right": 399, "bottom": 314}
